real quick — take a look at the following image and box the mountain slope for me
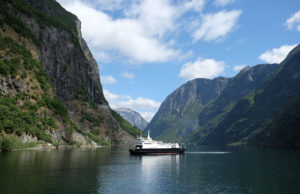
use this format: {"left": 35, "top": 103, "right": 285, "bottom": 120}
{"left": 115, "top": 108, "right": 148, "bottom": 130}
{"left": 148, "top": 45, "right": 300, "bottom": 147}
{"left": 192, "top": 63, "right": 278, "bottom": 143}
{"left": 146, "top": 77, "right": 229, "bottom": 141}
{"left": 197, "top": 45, "right": 300, "bottom": 147}
{"left": 0, "top": 0, "right": 136, "bottom": 149}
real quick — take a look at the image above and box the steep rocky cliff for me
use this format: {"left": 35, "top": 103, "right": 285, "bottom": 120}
{"left": 0, "top": 0, "right": 135, "bottom": 149}
{"left": 115, "top": 108, "right": 148, "bottom": 130}
{"left": 145, "top": 77, "right": 229, "bottom": 141}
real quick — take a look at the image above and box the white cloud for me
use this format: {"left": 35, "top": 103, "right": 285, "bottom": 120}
{"left": 58, "top": 0, "right": 177, "bottom": 63}
{"left": 103, "top": 89, "right": 160, "bottom": 121}
{"left": 285, "top": 10, "right": 300, "bottom": 31}
{"left": 233, "top": 64, "right": 246, "bottom": 72}
{"left": 259, "top": 44, "right": 297, "bottom": 64}
{"left": 193, "top": 10, "right": 242, "bottom": 41}
{"left": 103, "top": 89, "right": 120, "bottom": 100}
{"left": 126, "top": 0, "right": 178, "bottom": 38}
{"left": 121, "top": 97, "right": 161, "bottom": 110}
{"left": 92, "top": 50, "right": 111, "bottom": 63}
{"left": 183, "top": 0, "right": 205, "bottom": 13}
{"left": 92, "top": 0, "right": 125, "bottom": 11}
{"left": 179, "top": 58, "right": 225, "bottom": 80}
{"left": 122, "top": 72, "right": 135, "bottom": 79}
{"left": 59, "top": 0, "right": 125, "bottom": 11}
{"left": 213, "top": 0, "right": 236, "bottom": 7}
{"left": 101, "top": 75, "right": 117, "bottom": 84}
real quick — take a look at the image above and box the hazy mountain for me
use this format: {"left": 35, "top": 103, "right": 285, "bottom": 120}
{"left": 115, "top": 108, "right": 148, "bottom": 130}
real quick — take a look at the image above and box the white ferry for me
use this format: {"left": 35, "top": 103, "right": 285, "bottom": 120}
{"left": 129, "top": 130, "right": 186, "bottom": 155}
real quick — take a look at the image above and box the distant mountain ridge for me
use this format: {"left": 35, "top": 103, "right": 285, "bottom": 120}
{"left": 115, "top": 108, "right": 148, "bottom": 130}
{"left": 147, "top": 45, "right": 300, "bottom": 147}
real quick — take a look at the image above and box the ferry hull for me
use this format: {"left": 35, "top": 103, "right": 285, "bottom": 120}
{"left": 129, "top": 148, "right": 185, "bottom": 155}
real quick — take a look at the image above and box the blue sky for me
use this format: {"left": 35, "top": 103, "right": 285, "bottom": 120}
{"left": 57, "top": 0, "right": 300, "bottom": 121}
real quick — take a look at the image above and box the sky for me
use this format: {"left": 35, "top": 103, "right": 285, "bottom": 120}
{"left": 57, "top": 0, "right": 300, "bottom": 122}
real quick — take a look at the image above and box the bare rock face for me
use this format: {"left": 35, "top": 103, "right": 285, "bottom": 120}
{"left": 0, "top": 77, "right": 26, "bottom": 95}
{"left": 20, "top": 133, "right": 38, "bottom": 143}
{"left": 20, "top": 15, "right": 106, "bottom": 105}
{"left": 72, "top": 131, "right": 97, "bottom": 146}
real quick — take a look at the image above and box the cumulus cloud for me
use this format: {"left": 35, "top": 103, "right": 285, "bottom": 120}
{"left": 259, "top": 44, "right": 297, "bottom": 64}
{"left": 58, "top": 0, "right": 177, "bottom": 63}
{"left": 233, "top": 64, "right": 246, "bottom": 72}
{"left": 103, "top": 89, "right": 120, "bottom": 100}
{"left": 193, "top": 10, "right": 242, "bottom": 41}
{"left": 58, "top": 0, "right": 242, "bottom": 64}
{"left": 126, "top": 0, "right": 178, "bottom": 38}
{"left": 179, "top": 58, "right": 225, "bottom": 80}
{"left": 122, "top": 72, "right": 135, "bottom": 79}
{"left": 101, "top": 75, "right": 117, "bottom": 84}
{"left": 103, "top": 89, "right": 160, "bottom": 121}
{"left": 285, "top": 10, "right": 300, "bottom": 31}
{"left": 120, "top": 97, "right": 161, "bottom": 110}
{"left": 213, "top": 0, "right": 236, "bottom": 7}
{"left": 92, "top": 51, "right": 111, "bottom": 63}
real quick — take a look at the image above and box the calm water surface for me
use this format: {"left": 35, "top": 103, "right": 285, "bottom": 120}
{"left": 0, "top": 146, "right": 299, "bottom": 194}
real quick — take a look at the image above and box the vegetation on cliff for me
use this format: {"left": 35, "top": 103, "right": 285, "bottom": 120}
{"left": 111, "top": 110, "right": 144, "bottom": 137}
{"left": 0, "top": 0, "right": 136, "bottom": 150}
{"left": 0, "top": 36, "right": 78, "bottom": 150}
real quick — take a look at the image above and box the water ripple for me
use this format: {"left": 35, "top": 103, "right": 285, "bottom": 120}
{"left": 186, "top": 151, "right": 231, "bottom": 154}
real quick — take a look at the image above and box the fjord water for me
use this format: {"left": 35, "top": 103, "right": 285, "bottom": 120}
{"left": 0, "top": 146, "right": 299, "bottom": 194}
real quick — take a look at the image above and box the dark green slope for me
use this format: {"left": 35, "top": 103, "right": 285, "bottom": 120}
{"left": 193, "top": 63, "right": 278, "bottom": 144}
{"left": 248, "top": 99, "right": 300, "bottom": 147}
{"left": 197, "top": 45, "right": 300, "bottom": 147}
{"left": 198, "top": 63, "right": 278, "bottom": 127}
{"left": 247, "top": 45, "right": 300, "bottom": 147}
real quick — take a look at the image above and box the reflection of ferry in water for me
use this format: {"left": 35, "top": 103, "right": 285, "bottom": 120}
{"left": 129, "top": 130, "right": 186, "bottom": 155}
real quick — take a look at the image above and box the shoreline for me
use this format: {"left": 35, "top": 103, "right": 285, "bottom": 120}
{"left": 0, "top": 143, "right": 107, "bottom": 152}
